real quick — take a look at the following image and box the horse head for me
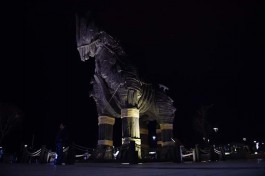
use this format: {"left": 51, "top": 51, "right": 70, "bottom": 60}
{"left": 76, "top": 12, "right": 101, "bottom": 62}
{"left": 76, "top": 13, "right": 125, "bottom": 63}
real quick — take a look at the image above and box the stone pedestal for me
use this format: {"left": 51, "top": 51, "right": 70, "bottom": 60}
{"left": 121, "top": 108, "right": 141, "bottom": 159}
{"left": 94, "top": 116, "right": 115, "bottom": 160}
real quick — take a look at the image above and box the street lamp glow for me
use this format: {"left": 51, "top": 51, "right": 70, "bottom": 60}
{"left": 152, "top": 136, "right": 156, "bottom": 140}
{"left": 213, "top": 127, "right": 218, "bottom": 132}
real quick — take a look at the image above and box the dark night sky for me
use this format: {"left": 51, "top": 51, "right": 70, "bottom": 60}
{"left": 1, "top": 0, "right": 264, "bottom": 149}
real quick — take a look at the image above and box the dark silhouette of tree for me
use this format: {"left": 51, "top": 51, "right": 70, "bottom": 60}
{"left": 0, "top": 102, "right": 23, "bottom": 145}
{"left": 192, "top": 104, "right": 214, "bottom": 144}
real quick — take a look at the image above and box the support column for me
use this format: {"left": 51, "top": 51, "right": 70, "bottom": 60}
{"left": 98, "top": 116, "right": 115, "bottom": 146}
{"left": 95, "top": 116, "right": 115, "bottom": 160}
{"left": 160, "top": 123, "right": 175, "bottom": 161}
{"left": 156, "top": 128, "right": 162, "bottom": 148}
{"left": 160, "top": 123, "right": 174, "bottom": 146}
{"left": 156, "top": 128, "right": 162, "bottom": 160}
{"left": 140, "top": 128, "right": 149, "bottom": 159}
{"left": 121, "top": 108, "right": 141, "bottom": 159}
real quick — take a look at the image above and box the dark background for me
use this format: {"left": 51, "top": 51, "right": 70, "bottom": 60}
{"left": 1, "top": 0, "right": 264, "bottom": 150}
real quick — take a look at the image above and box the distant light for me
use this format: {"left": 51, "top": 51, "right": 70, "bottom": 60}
{"left": 24, "top": 145, "right": 28, "bottom": 148}
{"left": 213, "top": 128, "right": 218, "bottom": 132}
{"left": 171, "top": 138, "right": 175, "bottom": 142}
{"left": 152, "top": 136, "right": 156, "bottom": 140}
{"left": 149, "top": 151, "right": 156, "bottom": 154}
{"left": 254, "top": 141, "right": 257, "bottom": 143}
{"left": 256, "top": 142, "right": 259, "bottom": 150}
{"left": 243, "top": 138, "right": 246, "bottom": 141}
{"left": 207, "top": 139, "right": 210, "bottom": 143}
{"left": 254, "top": 152, "right": 258, "bottom": 155}
{"left": 262, "top": 143, "right": 264, "bottom": 145}
{"left": 121, "top": 163, "right": 130, "bottom": 165}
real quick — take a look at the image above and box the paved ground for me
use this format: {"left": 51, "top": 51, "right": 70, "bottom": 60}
{"left": 1, "top": 159, "right": 265, "bottom": 176}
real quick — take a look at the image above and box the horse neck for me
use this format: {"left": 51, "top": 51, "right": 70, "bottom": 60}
{"left": 94, "top": 46, "right": 139, "bottom": 91}
{"left": 94, "top": 55, "right": 123, "bottom": 90}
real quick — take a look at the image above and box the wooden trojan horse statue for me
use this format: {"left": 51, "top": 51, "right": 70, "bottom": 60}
{"left": 76, "top": 12, "right": 177, "bottom": 161}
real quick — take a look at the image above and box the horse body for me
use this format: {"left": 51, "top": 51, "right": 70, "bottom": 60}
{"left": 76, "top": 13, "right": 177, "bottom": 160}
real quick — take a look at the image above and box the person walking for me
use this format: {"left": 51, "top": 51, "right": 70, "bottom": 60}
{"left": 55, "top": 122, "right": 68, "bottom": 165}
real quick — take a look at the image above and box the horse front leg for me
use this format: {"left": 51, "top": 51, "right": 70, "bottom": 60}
{"left": 119, "top": 108, "right": 141, "bottom": 161}
{"left": 94, "top": 116, "right": 115, "bottom": 160}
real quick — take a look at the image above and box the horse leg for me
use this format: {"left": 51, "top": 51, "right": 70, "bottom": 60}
{"left": 120, "top": 108, "right": 141, "bottom": 161}
{"left": 140, "top": 119, "right": 149, "bottom": 159}
{"left": 158, "top": 122, "right": 175, "bottom": 161}
{"left": 94, "top": 116, "right": 115, "bottom": 160}
{"left": 156, "top": 124, "right": 163, "bottom": 160}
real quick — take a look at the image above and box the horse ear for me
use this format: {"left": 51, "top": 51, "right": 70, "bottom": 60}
{"left": 75, "top": 12, "right": 91, "bottom": 45}
{"left": 75, "top": 13, "right": 86, "bottom": 47}
{"left": 76, "top": 11, "right": 100, "bottom": 45}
